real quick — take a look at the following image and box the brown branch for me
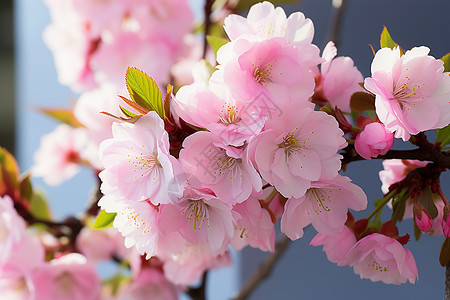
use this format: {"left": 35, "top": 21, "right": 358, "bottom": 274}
{"left": 446, "top": 264, "right": 450, "bottom": 300}
{"left": 187, "top": 271, "right": 208, "bottom": 300}
{"left": 341, "top": 139, "right": 450, "bottom": 169}
{"left": 232, "top": 236, "right": 291, "bottom": 300}
{"left": 327, "top": 0, "right": 348, "bottom": 48}
{"left": 202, "top": 0, "right": 214, "bottom": 59}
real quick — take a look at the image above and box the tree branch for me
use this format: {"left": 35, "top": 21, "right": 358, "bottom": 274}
{"left": 326, "top": 0, "right": 348, "bottom": 47}
{"left": 202, "top": 0, "right": 214, "bottom": 59}
{"left": 446, "top": 264, "right": 450, "bottom": 300}
{"left": 187, "top": 271, "right": 208, "bottom": 300}
{"left": 232, "top": 236, "right": 291, "bottom": 300}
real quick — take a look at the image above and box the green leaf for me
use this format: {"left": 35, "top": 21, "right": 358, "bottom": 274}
{"left": 39, "top": 107, "right": 83, "bottom": 127}
{"left": 418, "top": 186, "right": 438, "bottom": 219}
{"left": 436, "top": 124, "right": 450, "bottom": 147}
{"left": 391, "top": 198, "right": 406, "bottom": 225}
{"left": 234, "top": 0, "right": 297, "bottom": 11}
{"left": 119, "top": 106, "right": 138, "bottom": 118}
{"left": 93, "top": 209, "right": 117, "bottom": 230}
{"left": 29, "top": 190, "right": 52, "bottom": 221}
{"left": 413, "top": 222, "right": 422, "bottom": 241}
{"left": 125, "top": 67, "right": 164, "bottom": 118}
{"left": 380, "top": 26, "right": 399, "bottom": 50}
{"left": 0, "top": 147, "right": 19, "bottom": 195}
{"left": 349, "top": 92, "right": 375, "bottom": 113}
{"left": 206, "top": 35, "right": 229, "bottom": 57}
{"left": 439, "top": 238, "right": 450, "bottom": 266}
{"left": 441, "top": 53, "right": 450, "bottom": 73}
{"left": 19, "top": 174, "right": 33, "bottom": 203}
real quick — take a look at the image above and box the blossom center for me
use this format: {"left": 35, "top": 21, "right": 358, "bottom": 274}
{"left": 391, "top": 75, "right": 425, "bottom": 108}
{"left": 212, "top": 149, "right": 242, "bottom": 179}
{"left": 128, "top": 145, "right": 161, "bottom": 179}
{"left": 307, "top": 188, "right": 331, "bottom": 214}
{"left": 278, "top": 131, "right": 301, "bottom": 157}
{"left": 182, "top": 200, "right": 210, "bottom": 230}
{"left": 367, "top": 256, "right": 389, "bottom": 273}
{"left": 253, "top": 63, "right": 273, "bottom": 86}
{"left": 219, "top": 104, "right": 241, "bottom": 125}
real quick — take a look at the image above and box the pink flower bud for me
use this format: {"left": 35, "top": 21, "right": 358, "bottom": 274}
{"left": 414, "top": 208, "right": 433, "bottom": 232}
{"left": 355, "top": 122, "right": 394, "bottom": 160}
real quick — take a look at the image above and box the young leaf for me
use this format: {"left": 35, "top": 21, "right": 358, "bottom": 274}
{"left": 350, "top": 92, "right": 375, "bottom": 113}
{"left": 436, "top": 124, "right": 450, "bottom": 147}
{"left": 439, "top": 238, "right": 450, "bottom": 267}
{"left": 125, "top": 67, "right": 164, "bottom": 118}
{"left": 29, "top": 190, "right": 52, "bottom": 221}
{"left": 418, "top": 186, "right": 438, "bottom": 219}
{"left": 380, "top": 26, "right": 399, "bottom": 50}
{"left": 164, "top": 84, "right": 173, "bottom": 120}
{"left": 391, "top": 198, "right": 406, "bottom": 225}
{"left": 39, "top": 107, "right": 84, "bottom": 127}
{"left": 206, "top": 35, "right": 229, "bottom": 57}
{"left": 413, "top": 222, "right": 421, "bottom": 241}
{"left": 93, "top": 209, "right": 117, "bottom": 230}
{"left": 441, "top": 52, "right": 450, "bottom": 73}
{"left": 19, "top": 174, "right": 33, "bottom": 203}
{"left": 0, "top": 147, "right": 19, "bottom": 195}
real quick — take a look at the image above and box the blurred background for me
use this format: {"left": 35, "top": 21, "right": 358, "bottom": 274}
{"left": 5, "top": 0, "right": 450, "bottom": 299}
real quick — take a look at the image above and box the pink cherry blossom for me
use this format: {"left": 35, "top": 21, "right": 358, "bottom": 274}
{"left": 32, "top": 124, "right": 94, "bottom": 186}
{"left": 310, "top": 226, "right": 356, "bottom": 266}
{"left": 116, "top": 268, "right": 178, "bottom": 300}
{"left": 250, "top": 104, "right": 346, "bottom": 199}
{"left": 231, "top": 193, "right": 275, "bottom": 252}
{"left": 76, "top": 227, "right": 122, "bottom": 262}
{"left": 174, "top": 71, "right": 267, "bottom": 146}
{"left": 224, "top": 1, "right": 314, "bottom": 45}
{"left": 98, "top": 194, "right": 185, "bottom": 259}
{"left": 355, "top": 122, "right": 394, "bottom": 160}
{"left": 32, "top": 253, "right": 101, "bottom": 300}
{"left": 218, "top": 37, "right": 316, "bottom": 104}
{"left": 0, "top": 195, "right": 26, "bottom": 264}
{"left": 281, "top": 175, "right": 367, "bottom": 240}
{"left": 315, "top": 41, "right": 364, "bottom": 112}
{"left": 179, "top": 131, "right": 261, "bottom": 204}
{"left": 161, "top": 243, "right": 231, "bottom": 286}
{"left": 364, "top": 46, "right": 450, "bottom": 141}
{"left": 158, "top": 185, "right": 235, "bottom": 254}
{"left": 43, "top": 0, "right": 97, "bottom": 92}
{"left": 90, "top": 31, "right": 175, "bottom": 87}
{"left": 99, "top": 111, "right": 186, "bottom": 205}
{"left": 346, "top": 233, "right": 418, "bottom": 285}
{"left": 0, "top": 266, "right": 35, "bottom": 300}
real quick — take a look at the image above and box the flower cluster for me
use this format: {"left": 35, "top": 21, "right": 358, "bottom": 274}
{"left": 16, "top": 0, "right": 450, "bottom": 298}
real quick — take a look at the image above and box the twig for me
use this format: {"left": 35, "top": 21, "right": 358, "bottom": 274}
{"left": 326, "top": 0, "right": 348, "bottom": 48}
{"left": 187, "top": 271, "right": 208, "bottom": 300}
{"left": 232, "top": 236, "right": 291, "bottom": 300}
{"left": 446, "top": 264, "right": 450, "bottom": 300}
{"left": 202, "top": 0, "right": 214, "bottom": 59}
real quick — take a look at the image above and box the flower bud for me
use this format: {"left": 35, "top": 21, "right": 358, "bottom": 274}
{"left": 413, "top": 204, "right": 433, "bottom": 232}
{"left": 354, "top": 122, "right": 394, "bottom": 160}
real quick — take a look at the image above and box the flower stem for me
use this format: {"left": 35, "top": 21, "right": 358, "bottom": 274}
{"left": 366, "top": 190, "right": 397, "bottom": 221}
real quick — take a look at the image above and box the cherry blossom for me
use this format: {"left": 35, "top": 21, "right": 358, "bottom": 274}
{"left": 231, "top": 193, "right": 275, "bottom": 252}
{"left": 364, "top": 46, "right": 450, "bottom": 141}
{"left": 314, "top": 41, "right": 364, "bottom": 112}
{"left": 355, "top": 122, "right": 394, "bottom": 160}
{"left": 217, "top": 37, "right": 317, "bottom": 103}
{"left": 0, "top": 195, "right": 26, "bottom": 264}
{"left": 32, "top": 253, "right": 101, "bottom": 300}
{"left": 251, "top": 104, "right": 346, "bottom": 198}
{"left": 346, "top": 233, "right": 418, "bottom": 285}
{"left": 32, "top": 124, "right": 94, "bottom": 186}
{"left": 99, "top": 111, "right": 186, "bottom": 204}
{"left": 310, "top": 226, "right": 356, "bottom": 266}
{"left": 281, "top": 175, "right": 367, "bottom": 240}
{"left": 179, "top": 131, "right": 261, "bottom": 204}
{"left": 158, "top": 185, "right": 235, "bottom": 254}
